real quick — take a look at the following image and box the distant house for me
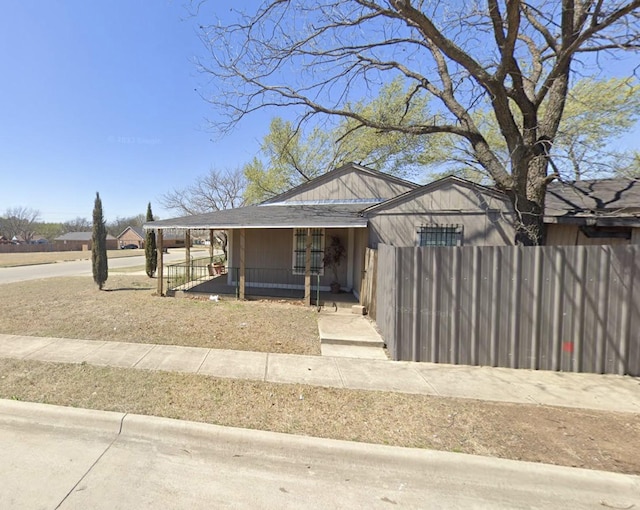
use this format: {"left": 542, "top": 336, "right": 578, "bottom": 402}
{"left": 54, "top": 232, "right": 118, "bottom": 251}
{"left": 29, "top": 235, "right": 49, "bottom": 245}
{"left": 117, "top": 225, "right": 186, "bottom": 249}
{"left": 117, "top": 226, "right": 145, "bottom": 248}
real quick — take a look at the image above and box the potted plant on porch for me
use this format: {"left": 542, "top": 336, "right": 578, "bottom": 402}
{"left": 323, "top": 235, "right": 346, "bottom": 293}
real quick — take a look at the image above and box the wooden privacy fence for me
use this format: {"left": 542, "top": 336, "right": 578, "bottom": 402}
{"left": 376, "top": 244, "right": 640, "bottom": 376}
{"left": 359, "top": 248, "right": 378, "bottom": 319}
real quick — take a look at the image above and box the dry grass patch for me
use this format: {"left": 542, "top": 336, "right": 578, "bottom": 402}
{"left": 1, "top": 358, "right": 638, "bottom": 475}
{"left": 0, "top": 275, "right": 320, "bottom": 355}
{"left": 0, "top": 250, "right": 144, "bottom": 267}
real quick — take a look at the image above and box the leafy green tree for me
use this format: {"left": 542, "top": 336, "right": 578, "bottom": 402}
{"left": 32, "top": 222, "right": 64, "bottom": 242}
{"left": 614, "top": 152, "right": 640, "bottom": 178}
{"left": 243, "top": 78, "right": 445, "bottom": 203}
{"left": 199, "top": 0, "right": 640, "bottom": 244}
{"left": 145, "top": 202, "right": 157, "bottom": 278}
{"left": 430, "top": 78, "right": 640, "bottom": 182}
{"left": 91, "top": 192, "right": 108, "bottom": 290}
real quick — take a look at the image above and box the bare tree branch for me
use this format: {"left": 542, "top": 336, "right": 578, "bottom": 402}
{"left": 194, "top": 0, "right": 640, "bottom": 244}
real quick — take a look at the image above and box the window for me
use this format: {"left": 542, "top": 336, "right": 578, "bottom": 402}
{"left": 417, "top": 224, "right": 463, "bottom": 246}
{"left": 292, "top": 228, "right": 325, "bottom": 275}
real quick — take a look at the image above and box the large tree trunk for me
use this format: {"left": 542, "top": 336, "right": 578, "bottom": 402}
{"left": 507, "top": 171, "right": 547, "bottom": 246}
{"left": 511, "top": 194, "right": 545, "bottom": 246}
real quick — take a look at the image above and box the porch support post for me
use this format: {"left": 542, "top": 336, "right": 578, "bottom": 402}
{"left": 347, "top": 228, "right": 354, "bottom": 291}
{"left": 156, "top": 229, "right": 164, "bottom": 296}
{"left": 209, "top": 229, "right": 215, "bottom": 262}
{"left": 185, "top": 230, "right": 191, "bottom": 265}
{"left": 304, "top": 227, "right": 312, "bottom": 306}
{"left": 239, "top": 228, "right": 246, "bottom": 300}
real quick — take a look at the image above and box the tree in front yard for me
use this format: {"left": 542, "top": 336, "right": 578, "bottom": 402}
{"left": 145, "top": 202, "right": 157, "bottom": 278}
{"left": 198, "top": 0, "right": 640, "bottom": 245}
{"left": 92, "top": 192, "right": 108, "bottom": 290}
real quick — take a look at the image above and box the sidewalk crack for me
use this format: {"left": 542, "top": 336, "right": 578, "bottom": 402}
{"left": 196, "top": 349, "right": 211, "bottom": 374}
{"left": 133, "top": 344, "right": 157, "bottom": 368}
{"left": 332, "top": 358, "right": 346, "bottom": 388}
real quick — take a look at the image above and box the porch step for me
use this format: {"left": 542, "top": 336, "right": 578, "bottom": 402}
{"left": 318, "top": 314, "right": 385, "bottom": 349}
{"left": 321, "top": 343, "right": 388, "bottom": 360}
{"left": 314, "top": 299, "right": 358, "bottom": 312}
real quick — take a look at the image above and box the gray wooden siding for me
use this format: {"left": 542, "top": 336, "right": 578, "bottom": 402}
{"left": 369, "top": 213, "right": 515, "bottom": 247}
{"left": 228, "top": 227, "right": 355, "bottom": 289}
{"left": 546, "top": 224, "right": 639, "bottom": 246}
{"left": 367, "top": 181, "right": 515, "bottom": 247}
{"left": 376, "top": 244, "right": 640, "bottom": 376}
{"left": 281, "top": 171, "right": 415, "bottom": 202}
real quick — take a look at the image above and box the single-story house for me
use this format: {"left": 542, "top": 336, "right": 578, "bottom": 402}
{"left": 117, "top": 226, "right": 187, "bottom": 249}
{"left": 145, "top": 163, "right": 640, "bottom": 300}
{"left": 117, "top": 226, "right": 145, "bottom": 248}
{"left": 54, "top": 232, "right": 118, "bottom": 251}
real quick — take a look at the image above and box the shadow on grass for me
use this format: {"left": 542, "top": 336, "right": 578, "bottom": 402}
{"left": 103, "top": 287, "right": 154, "bottom": 292}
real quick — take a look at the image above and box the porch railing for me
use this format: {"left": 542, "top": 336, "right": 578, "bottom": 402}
{"left": 166, "top": 255, "right": 225, "bottom": 291}
{"left": 166, "top": 260, "right": 321, "bottom": 303}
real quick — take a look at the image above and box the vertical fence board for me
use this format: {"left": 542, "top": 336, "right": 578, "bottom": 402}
{"left": 375, "top": 244, "right": 639, "bottom": 376}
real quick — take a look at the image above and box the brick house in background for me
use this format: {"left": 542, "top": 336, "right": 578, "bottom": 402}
{"left": 117, "top": 226, "right": 145, "bottom": 248}
{"left": 53, "top": 232, "right": 118, "bottom": 251}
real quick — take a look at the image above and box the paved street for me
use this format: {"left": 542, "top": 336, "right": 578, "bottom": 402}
{"left": 1, "top": 400, "right": 638, "bottom": 509}
{"left": 0, "top": 250, "right": 194, "bottom": 285}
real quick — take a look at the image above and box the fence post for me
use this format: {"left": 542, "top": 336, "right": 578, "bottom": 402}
{"left": 411, "top": 247, "right": 421, "bottom": 362}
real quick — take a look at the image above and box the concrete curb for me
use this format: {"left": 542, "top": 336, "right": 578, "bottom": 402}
{"left": 0, "top": 399, "right": 124, "bottom": 435}
{"left": 2, "top": 398, "right": 640, "bottom": 498}
{"left": 120, "top": 410, "right": 640, "bottom": 490}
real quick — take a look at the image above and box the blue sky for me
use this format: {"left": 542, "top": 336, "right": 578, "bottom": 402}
{"left": 1, "top": 0, "right": 269, "bottom": 222}
{"left": 1, "top": 1, "right": 638, "bottom": 223}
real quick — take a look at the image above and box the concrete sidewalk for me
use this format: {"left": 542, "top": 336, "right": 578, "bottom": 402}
{"left": 0, "top": 333, "right": 639, "bottom": 413}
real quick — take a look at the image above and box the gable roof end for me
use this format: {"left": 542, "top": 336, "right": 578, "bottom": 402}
{"left": 261, "top": 162, "right": 419, "bottom": 204}
{"left": 361, "top": 175, "right": 510, "bottom": 215}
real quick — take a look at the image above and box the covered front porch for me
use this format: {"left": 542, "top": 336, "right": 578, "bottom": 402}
{"left": 173, "top": 272, "right": 359, "bottom": 308}
{"left": 146, "top": 203, "right": 369, "bottom": 306}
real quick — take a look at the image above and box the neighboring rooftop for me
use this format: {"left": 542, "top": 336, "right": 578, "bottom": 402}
{"left": 147, "top": 203, "right": 369, "bottom": 230}
{"left": 546, "top": 178, "right": 640, "bottom": 216}
{"left": 54, "top": 232, "right": 116, "bottom": 241}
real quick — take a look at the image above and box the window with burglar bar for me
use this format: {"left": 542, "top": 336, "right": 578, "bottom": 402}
{"left": 292, "top": 228, "right": 324, "bottom": 275}
{"left": 417, "top": 224, "right": 463, "bottom": 246}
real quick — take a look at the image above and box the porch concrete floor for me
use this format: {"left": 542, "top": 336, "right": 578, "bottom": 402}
{"left": 176, "top": 275, "right": 359, "bottom": 309}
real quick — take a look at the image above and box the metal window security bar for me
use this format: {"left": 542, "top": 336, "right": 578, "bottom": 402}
{"left": 417, "top": 224, "right": 463, "bottom": 246}
{"left": 293, "top": 228, "right": 324, "bottom": 274}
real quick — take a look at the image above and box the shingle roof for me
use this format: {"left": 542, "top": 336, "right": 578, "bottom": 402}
{"left": 54, "top": 232, "right": 116, "bottom": 241}
{"left": 145, "top": 203, "right": 368, "bottom": 230}
{"left": 117, "top": 226, "right": 144, "bottom": 239}
{"left": 545, "top": 178, "right": 640, "bottom": 217}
